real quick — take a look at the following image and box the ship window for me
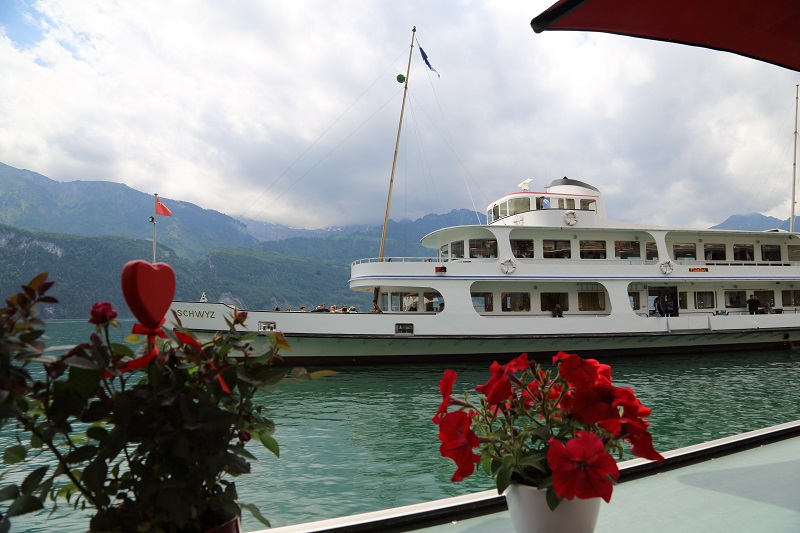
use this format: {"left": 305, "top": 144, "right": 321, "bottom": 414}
{"left": 724, "top": 290, "right": 746, "bottom": 309}
{"left": 733, "top": 243, "right": 754, "bottom": 261}
{"left": 469, "top": 238, "right": 497, "bottom": 258}
{"left": 492, "top": 204, "right": 500, "bottom": 221}
{"left": 509, "top": 197, "right": 530, "bottom": 215}
{"left": 378, "top": 292, "right": 389, "bottom": 312}
{"left": 451, "top": 240, "right": 464, "bottom": 259}
{"left": 543, "top": 239, "right": 571, "bottom": 259}
{"left": 400, "top": 292, "right": 419, "bottom": 312}
{"left": 501, "top": 292, "right": 530, "bottom": 312}
{"left": 672, "top": 243, "right": 696, "bottom": 260}
{"left": 789, "top": 245, "right": 800, "bottom": 261}
{"left": 541, "top": 293, "right": 568, "bottom": 312}
{"left": 628, "top": 292, "right": 640, "bottom": 310}
{"left": 678, "top": 292, "right": 688, "bottom": 309}
{"left": 390, "top": 293, "right": 401, "bottom": 312}
{"left": 761, "top": 244, "right": 781, "bottom": 261}
{"left": 424, "top": 292, "right": 444, "bottom": 312}
{"left": 580, "top": 199, "right": 596, "bottom": 211}
{"left": 615, "top": 241, "right": 640, "bottom": 259}
{"left": 754, "top": 290, "right": 774, "bottom": 308}
{"left": 511, "top": 239, "right": 534, "bottom": 258}
{"left": 580, "top": 240, "right": 607, "bottom": 259}
{"left": 694, "top": 291, "right": 715, "bottom": 309}
{"left": 645, "top": 242, "right": 658, "bottom": 261}
{"left": 471, "top": 292, "right": 493, "bottom": 313}
{"left": 704, "top": 243, "right": 726, "bottom": 260}
{"left": 782, "top": 290, "right": 800, "bottom": 306}
{"left": 558, "top": 198, "right": 576, "bottom": 209}
{"left": 440, "top": 244, "right": 449, "bottom": 262}
{"left": 499, "top": 202, "right": 508, "bottom": 218}
{"left": 486, "top": 209, "right": 493, "bottom": 224}
{"left": 578, "top": 292, "right": 605, "bottom": 311}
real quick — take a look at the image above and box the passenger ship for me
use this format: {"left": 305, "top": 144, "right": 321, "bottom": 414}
{"left": 170, "top": 176, "right": 800, "bottom": 364}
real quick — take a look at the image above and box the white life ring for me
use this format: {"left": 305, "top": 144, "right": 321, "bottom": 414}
{"left": 564, "top": 210, "right": 578, "bottom": 226}
{"left": 512, "top": 214, "right": 524, "bottom": 225}
{"left": 500, "top": 257, "right": 517, "bottom": 274}
{"left": 660, "top": 260, "right": 674, "bottom": 275}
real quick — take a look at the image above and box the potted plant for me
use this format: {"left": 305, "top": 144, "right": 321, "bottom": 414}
{"left": 1, "top": 267, "right": 325, "bottom": 532}
{"left": 432, "top": 352, "right": 664, "bottom": 533}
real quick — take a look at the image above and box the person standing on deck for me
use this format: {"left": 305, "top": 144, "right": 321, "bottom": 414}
{"left": 747, "top": 295, "right": 760, "bottom": 315}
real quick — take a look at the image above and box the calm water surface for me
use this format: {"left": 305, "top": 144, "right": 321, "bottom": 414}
{"left": 5, "top": 321, "right": 800, "bottom": 531}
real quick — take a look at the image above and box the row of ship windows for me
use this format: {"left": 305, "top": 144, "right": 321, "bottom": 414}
{"left": 379, "top": 289, "right": 800, "bottom": 313}
{"left": 486, "top": 196, "right": 597, "bottom": 224}
{"left": 440, "top": 239, "right": 798, "bottom": 261}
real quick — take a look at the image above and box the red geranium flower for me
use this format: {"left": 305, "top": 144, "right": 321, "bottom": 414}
{"left": 547, "top": 431, "right": 619, "bottom": 502}
{"left": 437, "top": 410, "right": 480, "bottom": 481}
{"left": 89, "top": 302, "right": 118, "bottom": 326}
{"left": 476, "top": 353, "right": 530, "bottom": 406}
{"left": 598, "top": 417, "right": 664, "bottom": 462}
{"left": 432, "top": 369, "right": 457, "bottom": 424}
{"left": 553, "top": 352, "right": 611, "bottom": 389}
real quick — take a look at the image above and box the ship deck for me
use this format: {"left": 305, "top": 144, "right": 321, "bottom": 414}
{"left": 262, "top": 420, "right": 800, "bottom": 533}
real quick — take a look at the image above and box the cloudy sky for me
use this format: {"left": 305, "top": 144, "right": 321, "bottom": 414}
{"left": 1, "top": 1, "right": 798, "bottom": 230}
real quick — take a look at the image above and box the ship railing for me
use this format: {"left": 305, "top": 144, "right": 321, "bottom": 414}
{"left": 352, "top": 257, "right": 437, "bottom": 265}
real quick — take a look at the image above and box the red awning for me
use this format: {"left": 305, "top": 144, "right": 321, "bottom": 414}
{"left": 531, "top": 0, "right": 800, "bottom": 72}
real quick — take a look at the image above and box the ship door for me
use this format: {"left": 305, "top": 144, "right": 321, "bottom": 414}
{"left": 648, "top": 286, "right": 678, "bottom": 317}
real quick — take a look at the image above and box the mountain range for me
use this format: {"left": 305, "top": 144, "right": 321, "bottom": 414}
{"left": 0, "top": 161, "right": 794, "bottom": 318}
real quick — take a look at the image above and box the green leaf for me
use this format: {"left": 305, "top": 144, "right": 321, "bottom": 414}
{"left": 110, "top": 343, "right": 134, "bottom": 358}
{"left": 6, "top": 493, "right": 44, "bottom": 517}
{"left": 257, "top": 432, "right": 280, "bottom": 458}
{"left": 63, "top": 355, "right": 99, "bottom": 371}
{"left": 86, "top": 425, "right": 109, "bottom": 441}
{"left": 496, "top": 465, "right": 512, "bottom": 495}
{"left": 21, "top": 466, "right": 48, "bottom": 494}
{"left": 241, "top": 502, "right": 271, "bottom": 527}
{"left": 3, "top": 445, "right": 27, "bottom": 464}
{"left": 546, "top": 487, "right": 561, "bottom": 511}
{"left": 0, "top": 485, "right": 20, "bottom": 502}
{"left": 67, "top": 365, "right": 100, "bottom": 399}
{"left": 65, "top": 445, "right": 98, "bottom": 464}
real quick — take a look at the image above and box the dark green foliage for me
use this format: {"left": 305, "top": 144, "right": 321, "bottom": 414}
{"left": 0, "top": 225, "right": 201, "bottom": 319}
{"left": 1, "top": 275, "right": 325, "bottom": 531}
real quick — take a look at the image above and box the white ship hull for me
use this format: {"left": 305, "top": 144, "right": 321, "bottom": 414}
{"left": 171, "top": 178, "right": 800, "bottom": 365}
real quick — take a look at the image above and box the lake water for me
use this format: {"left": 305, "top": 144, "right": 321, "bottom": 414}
{"left": 5, "top": 320, "right": 800, "bottom": 531}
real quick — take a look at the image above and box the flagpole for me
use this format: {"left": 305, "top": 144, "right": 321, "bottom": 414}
{"left": 153, "top": 194, "right": 158, "bottom": 263}
{"left": 374, "top": 26, "right": 416, "bottom": 303}
{"left": 379, "top": 26, "right": 415, "bottom": 261}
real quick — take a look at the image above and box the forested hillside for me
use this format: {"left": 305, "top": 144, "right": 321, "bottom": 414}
{"left": 0, "top": 225, "right": 371, "bottom": 318}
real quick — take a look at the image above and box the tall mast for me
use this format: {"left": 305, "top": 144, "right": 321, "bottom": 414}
{"left": 378, "top": 26, "right": 416, "bottom": 261}
{"left": 374, "top": 26, "right": 416, "bottom": 305}
{"left": 792, "top": 85, "right": 799, "bottom": 232}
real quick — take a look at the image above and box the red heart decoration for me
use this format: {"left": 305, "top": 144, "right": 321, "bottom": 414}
{"left": 121, "top": 260, "right": 176, "bottom": 329}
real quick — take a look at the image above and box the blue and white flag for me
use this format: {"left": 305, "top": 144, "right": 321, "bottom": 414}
{"left": 418, "top": 46, "right": 440, "bottom": 77}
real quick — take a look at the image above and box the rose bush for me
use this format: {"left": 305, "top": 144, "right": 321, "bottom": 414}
{"left": 1, "top": 272, "right": 330, "bottom": 532}
{"left": 433, "top": 352, "right": 664, "bottom": 509}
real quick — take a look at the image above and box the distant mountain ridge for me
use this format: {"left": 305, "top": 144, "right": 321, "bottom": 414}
{"left": 710, "top": 213, "right": 789, "bottom": 231}
{"left": 0, "top": 162, "right": 483, "bottom": 258}
{"left": 3, "top": 161, "right": 799, "bottom": 319}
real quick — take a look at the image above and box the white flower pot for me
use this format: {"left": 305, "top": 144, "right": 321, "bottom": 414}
{"left": 505, "top": 483, "right": 601, "bottom": 533}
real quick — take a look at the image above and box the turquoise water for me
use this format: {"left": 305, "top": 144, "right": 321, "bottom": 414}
{"left": 4, "top": 321, "right": 800, "bottom": 531}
